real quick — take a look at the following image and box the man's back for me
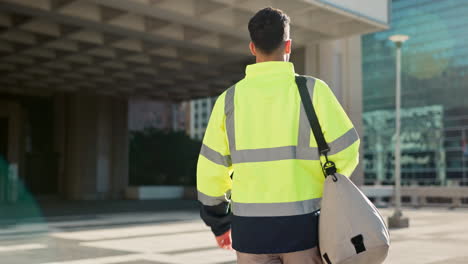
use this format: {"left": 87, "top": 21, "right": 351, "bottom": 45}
{"left": 196, "top": 7, "right": 360, "bottom": 263}
{"left": 228, "top": 62, "right": 326, "bottom": 206}
{"left": 197, "top": 60, "right": 360, "bottom": 254}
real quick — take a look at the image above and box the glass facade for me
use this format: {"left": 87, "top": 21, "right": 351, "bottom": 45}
{"left": 362, "top": 0, "right": 468, "bottom": 186}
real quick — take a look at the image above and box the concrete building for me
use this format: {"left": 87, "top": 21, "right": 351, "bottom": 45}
{"left": 129, "top": 100, "right": 173, "bottom": 132}
{"left": 0, "top": 0, "right": 389, "bottom": 200}
{"left": 129, "top": 99, "right": 188, "bottom": 132}
{"left": 189, "top": 96, "right": 216, "bottom": 140}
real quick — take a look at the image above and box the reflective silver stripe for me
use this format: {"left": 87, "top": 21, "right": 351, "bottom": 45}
{"left": 230, "top": 129, "right": 358, "bottom": 163}
{"left": 224, "top": 76, "right": 358, "bottom": 164}
{"left": 328, "top": 127, "right": 359, "bottom": 155}
{"left": 297, "top": 77, "right": 315, "bottom": 148}
{"left": 225, "top": 85, "right": 236, "bottom": 152}
{"left": 297, "top": 104, "right": 311, "bottom": 148}
{"left": 232, "top": 198, "right": 321, "bottom": 217}
{"left": 232, "top": 146, "right": 296, "bottom": 163}
{"left": 200, "top": 144, "right": 232, "bottom": 167}
{"left": 198, "top": 190, "right": 231, "bottom": 206}
{"left": 232, "top": 146, "right": 320, "bottom": 163}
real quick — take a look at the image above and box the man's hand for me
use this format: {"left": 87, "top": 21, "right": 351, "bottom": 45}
{"left": 215, "top": 229, "right": 232, "bottom": 250}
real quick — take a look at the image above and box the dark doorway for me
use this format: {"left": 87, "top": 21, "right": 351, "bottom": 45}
{"left": 0, "top": 95, "right": 59, "bottom": 199}
{"left": 0, "top": 118, "right": 7, "bottom": 160}
{"left": 24, "top": 97, "right": 58, "bottom": 195}
{"left": 0, "top": 117, "right": 9, "bottom": 202}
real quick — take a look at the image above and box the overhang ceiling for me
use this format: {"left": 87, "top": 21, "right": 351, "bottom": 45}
{"left": 0, "top": 0, "right": 387, "bottom": 101}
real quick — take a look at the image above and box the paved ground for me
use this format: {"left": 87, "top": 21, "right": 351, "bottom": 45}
{"left": 383, "top": 208, "right": 468, "bottom": 264}
{"left": 0, "top": 204, "right": 468, "bottom": 264}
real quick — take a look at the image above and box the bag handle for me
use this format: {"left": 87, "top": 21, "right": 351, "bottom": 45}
{"left": 295, "top": 75, "right": 338, "bottom": 180}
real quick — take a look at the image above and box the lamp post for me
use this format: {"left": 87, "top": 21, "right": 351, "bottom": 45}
{"left": 388, "top": 34, "right": 410, "bottom": 228}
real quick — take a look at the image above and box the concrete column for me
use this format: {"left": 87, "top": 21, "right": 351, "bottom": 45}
{"left": 304, "top": 43, "right": 320, "bottom": 77}
{"left": 110, "top": 98, "right": 129, "bottom": 199}
{"left": 62, "top": 93, "right": 129, "bottom": 200}
{"left": 290, "top": 47, "right": 305, "bottom": 75}
{"left": 54, "top": 94, "right": 67, "bottom": 197}
{"left": 65, "top": 93, "right": 98, "bottom": 199}
{"left": 96, "top": 96, "right": 112, "bottom": 197}
{"left": 345, "top": 37, "right": 365, "bottom": 186}
{"left": 0, "top": 102, "right": 22, "bottom": 167}
{"left": 304, "top": 36, "right": 365, "bottom": 186}
{"left": 0, "top": 101, "right": 24, "bottom": 196}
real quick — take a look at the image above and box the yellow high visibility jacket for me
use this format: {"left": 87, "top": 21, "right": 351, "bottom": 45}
{"left": 197, "top": 61, "right": 360, "bottom": 254}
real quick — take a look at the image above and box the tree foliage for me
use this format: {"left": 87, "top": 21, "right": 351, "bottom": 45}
{"left": 129, "top": 128, "right": 201, "bottom": 186}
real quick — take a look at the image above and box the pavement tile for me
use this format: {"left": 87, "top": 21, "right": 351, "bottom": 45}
{"left": 1, "top": 207, "right": 468, "bottom": 264}
{"left": 115, "top": 261, "right": 171, "bottom": 264}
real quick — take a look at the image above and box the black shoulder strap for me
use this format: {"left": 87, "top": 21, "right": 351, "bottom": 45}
{"left": 295, "top": 75, "right": 329, "bottom": 154}
{"left": 295, "top": 75, "right": 338, "bottom": 179}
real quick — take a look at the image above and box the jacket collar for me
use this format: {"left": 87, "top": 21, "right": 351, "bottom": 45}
{"left": 245, "top": 61, "right": 295, "bottom": 78}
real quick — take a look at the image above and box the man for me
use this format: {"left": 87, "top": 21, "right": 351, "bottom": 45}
{"left": 197, "top": 7, "right": 360, "bottom": 264}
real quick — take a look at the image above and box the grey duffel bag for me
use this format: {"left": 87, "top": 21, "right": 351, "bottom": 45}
{"left": 296, "top": 75, "right": 390, "bottom": 264}
{"left": 319, "top": 173, "right": 390, "bottom": 264}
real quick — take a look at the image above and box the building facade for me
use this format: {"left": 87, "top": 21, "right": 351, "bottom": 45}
{"left": 362, "top": 0, "right": 468, "bottom": 186}
{"left": 129, "top": 99, "right": 188, "bottom": 132}
{"left": 0, "top": 0, "right": 389, "bottom": 200}
{"left": 189, "top": 96, "right": 216, "bottom": 140}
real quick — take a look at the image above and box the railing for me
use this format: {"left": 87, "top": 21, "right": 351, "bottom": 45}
{"left": 361, "top": 185, "right": 468, "bottom": 208}
{"left": 364, "top": 178, "right": 468, "bottom": 187}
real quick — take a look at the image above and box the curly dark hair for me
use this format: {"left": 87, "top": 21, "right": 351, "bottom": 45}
{"left": 248, "top": 7, "right": 290, "bottom": 54}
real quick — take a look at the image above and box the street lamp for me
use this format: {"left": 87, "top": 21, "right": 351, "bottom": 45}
{"left": 388, "top": 34, "right": 410, "bottom": 228}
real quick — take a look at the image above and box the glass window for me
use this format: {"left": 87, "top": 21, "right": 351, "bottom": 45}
{"left": 362, "top": 0, "right": 468, "bottom": 186}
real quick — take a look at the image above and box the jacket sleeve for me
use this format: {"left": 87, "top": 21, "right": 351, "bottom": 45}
{"left": 313, "top": 79, "right": 360, "bottom": 178}
{"left": 197, "top": 91, "right": 233, "bottom": 236}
